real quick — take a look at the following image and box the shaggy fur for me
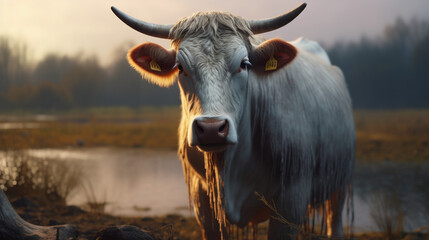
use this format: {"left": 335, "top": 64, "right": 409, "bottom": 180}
{"left": 126, "top": 11, "right": 355, "bottom": 240}
{"left": 170, "top": 11, "right": 253, "bottom": 51}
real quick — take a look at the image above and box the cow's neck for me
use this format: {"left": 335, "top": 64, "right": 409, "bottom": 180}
{"left": 222, "top": 83, "right": 274, "bottom": 225}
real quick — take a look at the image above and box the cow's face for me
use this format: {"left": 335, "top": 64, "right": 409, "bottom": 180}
{"left": 127, "top": 36, "right": 296, "bottom": 152}
{"left": 175, "top": 33, "right": 252, "bottom": 152}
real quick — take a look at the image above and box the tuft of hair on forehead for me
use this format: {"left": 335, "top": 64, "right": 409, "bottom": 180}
{"left": 169, "top": 11, "right": 253, "bottom": 50}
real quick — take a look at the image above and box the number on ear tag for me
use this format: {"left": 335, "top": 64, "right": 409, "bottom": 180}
{"left": 265, "top": 55, "right": 278, "bottom": 71}
{"left": 150, "top": 60, "right": 161, "bottom": 72}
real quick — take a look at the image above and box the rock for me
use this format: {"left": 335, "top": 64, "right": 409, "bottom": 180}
{"left": 20, "top": 213, "right": 35, "bottom": 221}
{"left": 94, "top": 225, "right": 155, "bottom": 240}
{"left": 402, "top": 233, "right": 426, "bottom": 240}
{"left": 77, "top": 139, "right": 85, "bottom": 147}
{"left": 56, "top": 225, "right": 79, "bottom": 240}
{"left": 141, "top": 217, "right": 154, "bottom": 222}
{"left": 49, "top": 219, "right": 62, "bottom": 226}
{"left": 62, "top": 205, "right": 86, "bottom": 216}
{"left": 12, "top": 197, "right": 38, "bottom": 209}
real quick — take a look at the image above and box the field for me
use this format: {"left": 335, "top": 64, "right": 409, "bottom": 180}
{"left": 354, "top": 109, "right": 429, "bottom": 162}
{"left": 1, "top": 108, "right": 429, "bottom": 239}
{"left": 1, "top": 108, "right": 428, "bottom": 162}
{"left": 0, "top": 107, "right": 180, "bottom": 150}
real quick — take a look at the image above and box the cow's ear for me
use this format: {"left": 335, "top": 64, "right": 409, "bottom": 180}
{"left": 249, "top": 39, "right": 297, "bottom": 74}
{"left": 128, "top": 43, "right": 178, "bottom": 87}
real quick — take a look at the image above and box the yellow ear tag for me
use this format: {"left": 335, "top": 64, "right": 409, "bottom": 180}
{"left": 149, "top": 60, "right": 161, "bottom": 72}
{"left": 265, "top": 55, "right": 278, "bottom": 71}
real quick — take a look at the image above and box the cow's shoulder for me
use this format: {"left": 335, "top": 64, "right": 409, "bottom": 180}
{"left": 289, "top": 37, "right": 331, "bottom": 64}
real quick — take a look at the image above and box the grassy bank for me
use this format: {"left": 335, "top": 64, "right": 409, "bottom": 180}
{"left": 1, "top": 108, "right": 428, "bottom": 162}
{"left": 354, "top": 109, "right": 429, "bottom": 162}
{"left": 0, "top": 107, "right": 180, "bottom": 150}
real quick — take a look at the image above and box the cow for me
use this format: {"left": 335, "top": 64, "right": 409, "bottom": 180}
{"left": 112, "top": 3, "right": 355, "bottom": 239}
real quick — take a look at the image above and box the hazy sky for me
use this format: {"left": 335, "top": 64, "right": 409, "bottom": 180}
{"left": 1, "top": 0, "right": 429, "bottom": 66}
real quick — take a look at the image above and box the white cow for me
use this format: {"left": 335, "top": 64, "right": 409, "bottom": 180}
{"left": 112, "top": 3, "right": 355, "bottom": 239}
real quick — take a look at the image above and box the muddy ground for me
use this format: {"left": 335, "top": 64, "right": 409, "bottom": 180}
{"left": 7, "top": 193, "right": 429, "bottom": 240}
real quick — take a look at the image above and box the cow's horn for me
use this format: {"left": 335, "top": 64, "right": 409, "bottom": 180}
{"left": 111, "top": 6, "right": 173, "bottom": 39}
{"left": 248, "top": 3, "right": 307, "bottom": 34}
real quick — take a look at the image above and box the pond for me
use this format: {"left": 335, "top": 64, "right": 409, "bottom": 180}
{"left": 13, "top": 148, "right": 429, "bottom": 232}
{"left": 26, "top": 148, "right": 190, "bottom": 217}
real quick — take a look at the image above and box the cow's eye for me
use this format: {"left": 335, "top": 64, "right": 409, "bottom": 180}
{"left": 240, "top": 58, "right": 252, "bottom": 71}
{"left": 177, "top": 64, "right": 184, "bottom": 74}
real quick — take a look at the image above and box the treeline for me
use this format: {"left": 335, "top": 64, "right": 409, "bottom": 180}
{"left": 1, "top": 17, "right": 428, "bottom": 110}
{"left": 328, "top": 18, "right": 429, "bottom": 108}
{"left": 0, "top": 40, "right": 180, "bottom": 111}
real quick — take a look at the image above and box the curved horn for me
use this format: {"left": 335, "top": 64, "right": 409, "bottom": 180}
{"left": 249, "top": 3, "right": 307, "bottom": 34}
{"left": 111, "top": 6, "right": 173, "bottom": 39}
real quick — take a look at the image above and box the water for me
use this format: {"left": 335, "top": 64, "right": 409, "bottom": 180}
{"left": 14, "top": 148, "right": 429, "bottom": 232}
{"left": 0, "top": 114, "right": 57, "bottom": 129}
{"left": 353, "top": 162, "right": 429, "bottom": 232}
{"left": 0, "top": 122, "right": 41, "bottom": 130}
{"left": 27, "top": 148, "right": 190, "bottom": 217}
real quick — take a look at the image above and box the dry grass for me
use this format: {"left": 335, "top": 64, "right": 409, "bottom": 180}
{"left": 0, "top": 107, "right": 180, "bottom": 150}
{"left": 354, "top": 109, "right": 429, "bottom": 162}
{"left": 0, "top": 150, "right": 82, "bottom": 202}
{"left": 369, "top": 191, "right": 404, "bottom": 239}
{"left": 81, "top": 179, "right": 109, "bottom": 213}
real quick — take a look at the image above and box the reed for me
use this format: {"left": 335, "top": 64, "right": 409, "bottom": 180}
{"left": 0, "top": 150, "right": 82, "bottom": 203}
{"left": 80, "top": 179, "right": 108, "bottom": 213}
{"left": 369, "top": 191, "right": 404, "bottom": 239}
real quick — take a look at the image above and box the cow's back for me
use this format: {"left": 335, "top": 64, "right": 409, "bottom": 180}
{"left": 290, "top": 37, "right": 331, "bottom": 64}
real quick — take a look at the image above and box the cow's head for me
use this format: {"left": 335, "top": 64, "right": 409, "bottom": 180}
{"left": 112, "top": 4, "right": 305, "bottom": 153}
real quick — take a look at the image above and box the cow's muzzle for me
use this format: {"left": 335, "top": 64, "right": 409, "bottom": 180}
{"left": 190, "top": 116, "right": 237, "bottom": 152}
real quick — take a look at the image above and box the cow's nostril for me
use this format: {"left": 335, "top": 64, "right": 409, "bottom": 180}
{"left": 219, "top": 124, "right": 225, "bottom": 132}
{"left": 196, "top": 123, "right": 204, "bottom": 134}
{"left": 219, "top": 121, "right": 228, "bottom": 134}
